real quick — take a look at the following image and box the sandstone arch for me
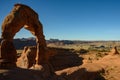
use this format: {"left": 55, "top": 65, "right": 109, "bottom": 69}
{"left": 0, "top": 4, "right": 47, "bottom": 68}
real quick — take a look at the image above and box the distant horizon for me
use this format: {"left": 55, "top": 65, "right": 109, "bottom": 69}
{"left": 1, "top": 37, "right": 120, "bottom": 41}
{"left": 10, "top": 37, "right": 120, "bottom": 41}
{"left": 0, "top": 0, "right": 120, "bottom": 40}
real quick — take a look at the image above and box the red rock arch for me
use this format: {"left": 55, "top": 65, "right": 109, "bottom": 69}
{"left": 0, "top": 4, "right": 47, "bottom": 68}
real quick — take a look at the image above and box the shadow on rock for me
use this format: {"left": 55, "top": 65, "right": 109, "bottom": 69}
{"left": 0, "top": 65, "right": 56, "bottom": 80}
{"left": 49, "top": 48, "right": 83, "bottom": 71}
{"left": 0, "top": 67, "right": 105, "bottom": 80}
{"left": 57, "top": 68, "right": 105, "bottom": 80}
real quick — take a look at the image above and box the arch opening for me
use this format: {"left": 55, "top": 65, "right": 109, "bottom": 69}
{"left": 14, "top": 28, "right": 34, "bottom": 39}
{"left": 14, "top": 28, "right": 36, "bottom": 50}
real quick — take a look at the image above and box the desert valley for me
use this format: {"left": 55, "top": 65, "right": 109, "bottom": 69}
{"left": 1, "top": 38, "right": 120, "bottom": 80}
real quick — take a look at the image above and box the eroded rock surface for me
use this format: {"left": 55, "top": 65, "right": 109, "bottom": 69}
{"left": 0, "top": 64, "right": 56, "bottom": 80}
{"left": 109, "top": 46, "right": 119, "bottom": 55}
{"left": 17, "top": 46, "right": 37, "bottom": 68}
{"left": 0, "top": 3, "right": 46, "bottom": 68}
{"left": 17, "top": 46, "right": 56, "bottom": 68}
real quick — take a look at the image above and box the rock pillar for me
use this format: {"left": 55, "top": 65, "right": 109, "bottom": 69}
{"left": 0, "top": 39, "right": 17, "bottom": 68}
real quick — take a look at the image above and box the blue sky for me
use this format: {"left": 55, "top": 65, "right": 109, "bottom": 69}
{"left": 0, "top": 0, "right": 120, "bottom": 40}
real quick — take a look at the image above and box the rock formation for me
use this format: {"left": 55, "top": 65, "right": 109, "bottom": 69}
{"left": 0, "top": 65, "right": 57, "bottom": 80}
{"left": 0, "top": 3, "right": 47, "bottom": 68}
{"left": 17, "top": 46, "right": 37, "bottom": 68}
{"left": 17, "top": 46, "right": 56, "bottom": 68}
{"left": 0, "top": 40, "right": 17, "bottom": 68}
{"left": 0, "top": 4, "right": 108, "bottom": 80}
{"left": 109, "top": 46, "right": 119, "bottom": 55}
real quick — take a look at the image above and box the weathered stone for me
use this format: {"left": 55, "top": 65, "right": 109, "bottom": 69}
{"left": 109, "top": 46, "right": 119, "bottom": 55}
{"left": 0, "top": 66, "right": 57, "bottom": 80}
{"left": 0, "top": 40, "right": 17, "bottom": 68}
{"left": 17, "top": 46, "right": 36, "bottom": 68}
{"left": 0, "top": 3, "right": 47, "bottom": 68}
{"left": 17, "top": 46, "right": 56, "bottom": 68}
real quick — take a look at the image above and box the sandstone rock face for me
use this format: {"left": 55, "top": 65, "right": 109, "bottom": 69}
{"left": 0, "top": 40, "right": 17, "bottom": 68}
{"left": 0, "top": 65, "right": 57, "bottom": 80}
{"left": 0, "top": 3, "right": 47, "bottom": 68}
{"left": 17, "top": 46, "right": 56, "bottom": 68}
{"left": 17, "top": 47, "right": 83, "bottom": 70}
{"left": 109, "top": 46, "right": 119, "bottom": 55}
{"left": 17, "top": 46, "right": 36, "bottom": 68}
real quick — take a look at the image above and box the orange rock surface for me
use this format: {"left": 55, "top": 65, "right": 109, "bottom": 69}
{"left": 0, "top": 3, "right": 46, "bottom": 68}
